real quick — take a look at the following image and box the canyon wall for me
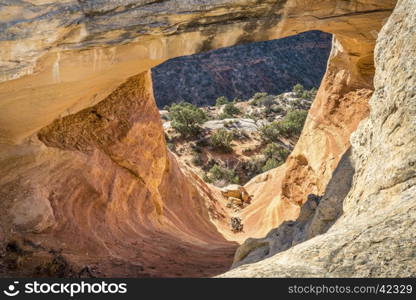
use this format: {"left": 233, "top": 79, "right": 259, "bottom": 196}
{"left": 0, "top": 0, "right": 405, "bottom": 277}
{"left": 223, "top": 0, "right": 416, "bottom": 276}
{"left": 0, "top": 71, "right": 237, "bottom": 277}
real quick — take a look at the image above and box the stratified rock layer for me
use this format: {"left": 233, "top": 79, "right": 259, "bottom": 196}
{"left": 1, "top": 0, "right": 411, "bottom": 278}
{"left": 222, "top": 0, "right": 416, "bottom": 277}
{"left": 0, "top": 72, "right": 237, "bottom": 277}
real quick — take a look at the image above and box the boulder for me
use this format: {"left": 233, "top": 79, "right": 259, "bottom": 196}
{"left": 221, "top": 185, "right": 242, "bottom": 199}
{"left": 228, "top": 197, "right": 243, "bottom": 207}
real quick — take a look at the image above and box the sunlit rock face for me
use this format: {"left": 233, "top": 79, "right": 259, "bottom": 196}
{"left": 0, "top": 71, "right": 237, "bottom": 277}
{"left": 222, "top": 0, "right": 416, "bottom": 277}
{"left": 0, "top": 0, "right": 406, "bottom": 277}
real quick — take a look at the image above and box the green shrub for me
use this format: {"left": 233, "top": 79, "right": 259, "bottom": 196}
{"left": 301, "top": 87, "right": 318, "bottom": 100}
{"left": 261, "top": 95, "right": 275, "bottom": 108}
{"left": 279, "top": 110, "right": 308, "bottom": 137}
{"left": 215, "top": 96, "right": 229, "bottom": 106}
{"left": 218, "top": 112, "right": 233, "bottom": 120}
{"left": 250, "top": 92, "right": 268, "bottom": 106}
{"left": 242, "top": 157, "right": 266, "bottom": 178}
{"left": 246, "top": 112, "right": 261, "bottom": 121}
{"left": 232, "top": 129, "right": 249, "bottom": 140}
{"left": 191, "top": 152, "right": 204, "bottom": 166}
{"left": 262, "top": 158, "right": 280, "bottom": 172}
{"left": 262, "top": 143, "right": 290, "bottom": 162}
{"left": 205, "top": 164, "right": 239, "bottom": 185}
{"left": 169, "top": 102, "right": 207, "bottom": 137}
{"left": 261, "top": 110, "right": 308, "bottom": 140}
{"left": 270, "top": 104, "right": 285, "bottom": 114}
{"left": 223, "top": 102, "right": 241, "bottom": 117}
{"left": 260, "top": 122, "right": 282, "bottom": 142}
{"left": 293, "top": 83, "right": 305, "bottom": 97}
{"left": 210, "top": 129, "right": 233, "bottom": 153}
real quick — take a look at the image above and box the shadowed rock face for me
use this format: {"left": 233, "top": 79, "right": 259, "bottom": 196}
{"left": 232, "top": 148, "right": 355, "bottom": 268}
{"left": 0, "top": 0, "right": 394, "bottom": 142}
{"left": 222, "top": 0, "right": 416, "bottom": 277}
{"left": 1, "top": 0, "right": 412, "bottom": 278}
{"left": 0, "top": 72, "right": 237, "bottom": 277}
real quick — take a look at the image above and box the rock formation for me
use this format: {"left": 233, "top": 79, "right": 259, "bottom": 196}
{"left": 222, "top": 0, "right": 416, "bottom": 277}
{"left": 0, "top": 71, "right": 237, "bottom": 277}
{"left": 1, "top": 0, "right": 413, "bottom": 278}
{"left": 152, "top": 30, "right": 331, "bottom": 107}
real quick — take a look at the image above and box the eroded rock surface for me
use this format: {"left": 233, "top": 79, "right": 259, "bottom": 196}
{"left": 0, "top": 72, "right": 237, "bottom": 277}
{"left": 221, "top": 0, "right": 416, "bottom": 277}
{"left": 0, "top": 0, "right": 411, "bottom": 278}
{"left": 232, "top": 148, "right": 354, "bottom": 268}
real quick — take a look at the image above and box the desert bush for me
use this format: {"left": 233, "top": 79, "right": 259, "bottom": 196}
{"left": 191, "top": 143, "right": 203, "bottom": 153}
{"left": 250, "top": 92, "right": 268, "bottom": 106}
{"left": 218, "top": 112, "right": 232, "bottom": 120}
{"left": 261, "top": 110, "right": 307, "bottom": 140}
{"left": 293, "top": 83, "right": 305, "bottom": 97}
{"left": 278, "top": 110, "right": 308, "bottom": 137}
{"left": 301, "top": 87, "right": 318, "bottom": 100}
{"left": 191, "top": 152, "right": 204, "bottom": 166}
{"left": 232, "top": 129, "right": 249, "bottom": 140}
{"left": 262, "top": 158, "right": 280, "bottom": 172}
{"left": 260, "top": 122, "right": 282, "bottom": 142}
{"left": 205, "top": 164, "right": 239, "bottom": 185}
{"left": 223, "top": 102, "right": 241, "bottom": 116}
{"left": 167, "top": 142, "right": 175, "bottom": 152}
{"left": 261, "top": 95, "right": 275, "bottom": 108}
{"left": 169, "top": 102, "right": 207, "bottom": 137}
{"left": 210, "top": 129, "right": 233, "bottom": 153}
{"left": 262, "top": 143, "right": 290, "bottom": 162}
{"left": 242, "top": 156, "right": 266, "bottom": 178}
{"left": 270, "top": 104, "right": 285, "bottom": 114}
{"left": 215, "top": 96, "right": 229, "bottom": 106}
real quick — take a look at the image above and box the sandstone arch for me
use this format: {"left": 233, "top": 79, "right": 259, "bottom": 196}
{"left": 0, "top": 0, "right": 403, "bottom": 277}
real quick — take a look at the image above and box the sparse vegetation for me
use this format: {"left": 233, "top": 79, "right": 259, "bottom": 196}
{"left": 262, "top": 143, "right": 290, "bottom": 162}
{"left": 250, "top": 92, "right": 268, "bottom": 106}
{"left": 163, "top": 87, "right": 313, "bottom": 186}
{"left": 293, "top": 83, "right": 305, "bottom": 97}
{"left": 223, "top": 102, "right": 241, "bottom": 117}
{"left": 215, "top": 96, "right": 229, "bottom": 106}
{"left": 293, "top": 84, "right": 318, "bottom": 101}
{"left": 167, "top": 142, "right": 175, "bottom": 152}
{"left": 191, "top": 151, "right": 204, "bottom": 166}
{"left": 262, "top": 158, "right": 280, "bottom": 172}
{"left": 242, "top": 157, "right": 266, "bottom": 178}
{"left": 261, "top": 110, "right": 308, "bottom": 141}
{"left": 169, "top": 102, "right": 207, "bottom": 137}
{"left": 210, "top": 128, "right": 233, "bottom": 153}
{"left": 277, "top": 110, "right": 308, "bottom": 137}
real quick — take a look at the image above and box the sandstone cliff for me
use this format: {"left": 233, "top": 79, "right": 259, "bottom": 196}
{"left": 1, "top": 0, "right": 413, "bottom": 278}
{"left": 222, "top": 0, "right": 416, "bottom": 277}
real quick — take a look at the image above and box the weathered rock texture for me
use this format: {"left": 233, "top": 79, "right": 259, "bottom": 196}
{"left": 222, "top": 0, "right": 416, "bottom": 277}
{"left": 232, "top": 148, "right": 354, "bottom": 268}
{"left": 0, "top": 0, "right": 410, "bottom": 278}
